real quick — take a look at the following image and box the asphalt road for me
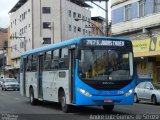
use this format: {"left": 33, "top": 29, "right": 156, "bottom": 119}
{"left": 0, "top": 89, "right": 160, "bottom": 120}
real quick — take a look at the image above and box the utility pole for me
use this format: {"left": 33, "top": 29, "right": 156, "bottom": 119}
{"left": 2, "top": 48, "right": 5, "bottom": 78}
{"left": 106, "top": 1, "right": 108, "bottom": 36}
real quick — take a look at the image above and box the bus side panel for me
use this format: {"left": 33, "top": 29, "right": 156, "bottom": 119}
{"left": 25, "top": 72, "right": 38, "bottom": 98}
{"left": 56, "top": 70, "right": 70, "bottom": 104}
{"left": 42, "top": 70, "right": 70, "bottom": 104}
{"left": 42, "top": 71, "right": 58, "bottom": 102}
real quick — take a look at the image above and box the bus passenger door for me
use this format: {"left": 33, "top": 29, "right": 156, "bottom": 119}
{"left": 38, "top": 55, "right": 43, "bottom": 99}
{"left": 70, "top": 49, "right": 76, "bottom": 103}
{"left": 22, "top": 58, "right": 27, "bottom": 96}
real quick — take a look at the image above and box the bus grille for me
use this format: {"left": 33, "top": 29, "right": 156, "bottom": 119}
{"left": 84, "top": 80, "right": 131, "bottom": 90}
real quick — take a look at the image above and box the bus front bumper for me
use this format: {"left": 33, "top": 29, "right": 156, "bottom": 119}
{"left": 75, "top": 92, "right": 134, "bottom": 106}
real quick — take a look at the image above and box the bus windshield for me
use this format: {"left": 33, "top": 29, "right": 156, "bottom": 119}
{"left": 78, "top": 49, "right": 133, "bottom": 81}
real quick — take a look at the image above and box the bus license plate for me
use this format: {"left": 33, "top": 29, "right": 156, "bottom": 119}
{"left": 104, "top": 99, "right": 113, "bottom": 103}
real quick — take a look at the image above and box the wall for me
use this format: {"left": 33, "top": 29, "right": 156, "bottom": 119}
{"left": 111, "top": 0, "right": 160, "bottom": 34}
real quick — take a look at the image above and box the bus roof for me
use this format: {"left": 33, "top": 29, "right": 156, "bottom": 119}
{"left": 21, "top": 36, "right": 130, "bottom": 57}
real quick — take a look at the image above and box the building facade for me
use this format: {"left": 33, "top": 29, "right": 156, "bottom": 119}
{"left": 0, "top": 28, "right": 12, "bottom": 78}
{"left": 91, "top": 16, "right": 106, "bottom": 36}
{"left": 9, "top": 0, "right": 91, "bottom": 77}
{"left": 111, "top": 0, "right": 160, "bottom": 83}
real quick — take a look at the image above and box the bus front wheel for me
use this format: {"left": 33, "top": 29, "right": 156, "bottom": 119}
{"left": 103, "top": 105, "right": 114, "bottom": 112}
{"left": 59, "top": 90, "right": 70, "bottom": 113}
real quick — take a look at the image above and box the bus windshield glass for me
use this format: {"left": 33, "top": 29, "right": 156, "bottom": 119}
{"left": 78, "top": 49, "right": 133, "bottom": 81}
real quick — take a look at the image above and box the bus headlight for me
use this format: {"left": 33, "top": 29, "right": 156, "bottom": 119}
{"left": 78, "top": 88, "right": 92, "bottom": 97}
{"left": 125, "top": 89, "right": 134, "bottom": 96}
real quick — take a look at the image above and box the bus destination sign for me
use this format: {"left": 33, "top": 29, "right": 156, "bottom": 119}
{"left": 83, "top": 40, "right": 125, "bottom": 47}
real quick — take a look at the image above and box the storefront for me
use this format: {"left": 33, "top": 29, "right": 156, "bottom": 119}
{"left": 132, "top": 36, "right": 160, "bottom": 83}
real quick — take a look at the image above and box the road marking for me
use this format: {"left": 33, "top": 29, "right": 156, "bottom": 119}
{"left": 15, "top": 98, "right": 20, "bottom": 100}
{"left": 2, "top": 93, "right": 7, "bottom": 96}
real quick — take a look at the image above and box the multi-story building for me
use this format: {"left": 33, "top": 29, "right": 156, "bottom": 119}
{"left": 111, "top": 0, "right": 160, "bottom": 83}
{"left": 9, "top": 0, "right": 91, "bottom": 77}
{"left": 90, "top": 16, "right": 106, "bottom": 36}
{"left": 0, "top": 28, "right": 12, "bottom": 78}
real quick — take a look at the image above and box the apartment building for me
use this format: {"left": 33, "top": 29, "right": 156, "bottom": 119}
{"left": 111, "top": 0, "right": 160, "bottom": 83}
{"left": 9, "top": 0, "right": 91, "bottom": 77}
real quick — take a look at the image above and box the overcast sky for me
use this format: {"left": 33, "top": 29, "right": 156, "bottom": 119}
{"left": 0, "top": 0, "right": 111, "bottom": 28}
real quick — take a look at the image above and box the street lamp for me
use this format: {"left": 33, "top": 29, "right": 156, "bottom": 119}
{"left": 74, "top": 18, "right": 105, "bottom": 36}
{"left": 10, "top": 35, "right": 26, "bottom": 51}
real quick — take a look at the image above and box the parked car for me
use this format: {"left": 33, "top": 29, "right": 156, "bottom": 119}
{"left": 1, "top": 78, "right": 20, "bottom": 91}
{"left": 134, "top": 81, "right": 160, "bottom": 105}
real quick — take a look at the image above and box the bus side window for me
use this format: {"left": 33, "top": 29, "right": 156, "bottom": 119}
{"left": 26, "top": 56, "right": 32, "bottom": 72}
{"left": 44, "top": 51, "right": 52, "bottom": 71}
{"left": 59, "top": 48, "right": 69, "bottom": 69}
{"left": 51, "top": 49, "right": 59, "bottom": 70}
{"left": 31, "top": 54, "right": 37, "bottom": 72}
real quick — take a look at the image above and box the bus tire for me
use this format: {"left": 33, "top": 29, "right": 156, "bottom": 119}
{"left": 29, "top": 88, "right": 37, "bottom": 105}
{"left": 103, "top": 105, "right": 114, "bottom": 112}
{"left": 59, "top": 90, "right": 70, "bottom": 113}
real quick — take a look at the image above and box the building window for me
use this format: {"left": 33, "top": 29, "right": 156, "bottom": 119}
{"left": 69, "top": 24, "right": 72, "bottom": 31}
{"left": 68, "top": 10, "right": 71, "bottom": 17}
{"left": 83, "top": 29, "right": 85, "bottom": 35}
{"left": 23, "top": 13, "right": 25, "bottom": 20}
{"left": 125, "top": 4, "right": 131, "bottom": 21}
{"left": 78, "top": 13, "right": 81, "bottom": 18}
{"left": 15, "top": 19, "right": 16, "bottom": 25}
{"left": 73, "top": 12, "right": 76, "bottom": 18}
{"left": 43, "top": 22, "right": 51, "bottom": 29}
{"left": 78, "top": 27, "right": 81, "bottom": 32}
{"left": 154, "top": 0, "right": 160, "bottom": 13}
{"left": 43, "top": 38, "right": 51, "bottom": 44}
{"left": 82, "top": 16, "right": 85, "bottom": 20}
{"left": 20, "top": 42, "right": 24, "bottom": 48}
{"left": 74, "top": 26, "right": 76, "bottom": 32}
{"left": 139, "top": 0, "right": 146, "bottom": 17}
{"left": 42, "top": 7, "right": 51, "bottom": 14}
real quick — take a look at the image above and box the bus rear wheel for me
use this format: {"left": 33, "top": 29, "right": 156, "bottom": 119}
{"left": 30, "top": 88, "right": 37, "bottom": 105}
{"left": 59, "top": 90, "right": 70, "bottom": 113}
{"left": 103, "top": 105, "right": 114, "bottom": 112}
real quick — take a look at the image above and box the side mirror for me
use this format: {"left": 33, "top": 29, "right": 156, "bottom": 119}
{"left": 146, "top": 87, "right": 150, "bottom": 89}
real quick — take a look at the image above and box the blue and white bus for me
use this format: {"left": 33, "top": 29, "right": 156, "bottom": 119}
{"left": 20, "top": 36, "right": 135, "bottom": 112}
